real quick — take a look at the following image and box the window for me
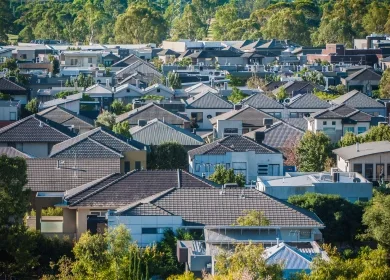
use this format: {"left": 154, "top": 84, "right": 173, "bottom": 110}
{"left": 257, "top": 164, "right": 268, "bottom": 176}
{"left": 226, "top": 163, "right": 230, "bottom": 169}
{"left": 357, "top": 127, "right": 367, "bottom": 134}
{"left": 216, "top": 112, "right": 224, "bottom": 116}
{"left": 273, "top": 112, "right": 282, "bottom": 119}
{"left": 376, "top": 164, "right": 384, "bottom": 181}
{"left": 157, "top": 88, "right": 160, "bottom": 93}
{"left": 90, "top": 210, "right": 107, "bottom": 217}
{"left": 332, "top": 121, "right": 336, "bottom": 125}
{"left": 191, "top": 112, "right": 203, "bottom": 123}
{"left": 142, "top": 227, "right": 172, "bottom": 234}
{"left": 365, "top": 164, "right": 374, "bottom": 180}
{"left": 323, "top": 121, "right": 327, "bottom": 125}
{"left": 9, "top": 112, "right": 16, "bottom": 121}
{"left": 268, "top": 164, "right": 280, "bottom": 176}
{"left": 387, "top": 164, "right": 390, "bottom": 180}
{"left": 323, "top": 127, "right": 336, "bottom": 134}
{"left": 300, "top": 230, "right": 311, "bottom": 239}
{"left": 205, "top": 163, "right": 210, "bottom": 172}
{"left": 343, "top": 127, "right": 355, "bottom": 134}
{"left": 289, "top": 112, "right": 298, "bottom": 118}
{"left": 232, "top": 162, "right": 246, "bottom": 176}
{"left": 135, "top": 161, "right": 141, "bottom": 170}
{"left": 124, "top": 161, "right": 130, "bottom": 173}
{"left": 224, "top": 128, "right": 238, "bottom": 135}
{"left": 195, "top": 163, "right": 200, "bottom": 172}
{"left": 353, "top": 164, "right": 363, "bottom": 174}
{"left": 88, "top": 57, "right": 92, "bottom": 63}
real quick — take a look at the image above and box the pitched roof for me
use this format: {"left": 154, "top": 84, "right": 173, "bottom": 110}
{"left": 272, "top": 81, "right": 322, "bottom": 97}
{"left": 50, "top": 127, "right": 141, "bottom": 157}
{"left": 210, "top": 106, "right": 277, "bottom": 127}
{"left": 333, "top": 141, "right": 390, "bottom": 160}
{"left": 331, "top": 90, "right": 385, "bottom": 109}
{"left": 84, "top": 84, "right": 112, "bottom": 95}
{"left": 265, "top": 243, "right": 313, "bottom": 270}
{"left": 287, "top": 94, "right": 331, "bottom": 109}
{"left": 111, "top": 54, "right": 142, "bottom": 67}
{"left": 118, "top": 187, "right": 324, "bottom": 227}
{"left": 188, "top": 135, "right": 279, "bottom": 158}
{"left": 309, "top": 104, "right": 372, "bottom": 122}
{"left": 38, "top": 106, "right": 94, "bottom": 131}
{"left": 0, "top": 77, "right": 28, "bottom": 94}
{"left": 39, "top": 93, "right": 83, "bottom": 110}
{"left": 64, "top": 169, "right": 219, "bottom": 207}
{"left": 283, "top": 118, "right": 308, "bottom": 131}
{"left": 157, "top": 49, "right": 179, "bottom": 56}
{"left": 240, "top": 93, "right": 284, "bottom": 109}
{"left": 0, "top": 115, "right": 75, "bottom": 143}
{"left": 185, "top": 91, "right": 233, "bottom": 109}
{"left": 129, "top": 118, "right": 204, "bottom": 146}
{"left": 344, "top": 68, "right": 382, "bottom": 81}
{"left": 184, "top": 83, "right": 218, "bottom": 94}
{"left": 0, "top": 147, "right": 32, "bottom": 158}
{"left": 116, "top": 102, "right": 188, "bottom": 125}
{"left": 188, "top": 50, "right": 241, "bottom": 58}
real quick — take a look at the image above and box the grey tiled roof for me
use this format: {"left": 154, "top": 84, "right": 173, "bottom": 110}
{"left": 130, "top": 118, "right": 204, "bottom": 146}
{"left": 282, "top": 118, "right": 308, "bottom": 131}
{"left": 0, "top": 147, "right": 32, "bottom": 158}
{"left": 308, "top": 104, "right": 372, "bottom": 122}
{"left": 240, "top": 93, "right": 284, "bottom": 109}
{"left": 0, "top": 77, "right": 28, "bottom": 94}
{"left": 65, "top": 170, "right": 219, "bottom": 207}
{"left": 188, "top": 135, "right": 279, "bottom": 158}
{"left": 122, "top": 203, "right": 172, "bottom": 216}
{"left": 331, "top": 90, "right": 384, "bottom": 109}
{"left": 116, "top": 103, "right": 188, "bottom": 125}
{"left": 0, "top": 115, "right": 74, "bottom": 143}
{"left": 287, "top": 94, "right": 331, "bottom": 109}
{"left": 344, "top": 68, "right": 382, "bottom": 81}
{"left": 38, "top": 106, "right": 94, "bottom": 131}
{"left": 333, "top": 141, "right": 390, "bottom": 160}
{"left": 120, "top": 188, "right": 324, "bottom": 227}
{"left": 185, "top": 91, "right": 233, "bottom": 109}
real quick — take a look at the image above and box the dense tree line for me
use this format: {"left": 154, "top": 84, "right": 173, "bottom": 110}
{"left": 3, "top": 0, "right": 390, "bottom": 46}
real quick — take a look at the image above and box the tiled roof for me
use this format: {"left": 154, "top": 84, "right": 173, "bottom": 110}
{"left": 264, "top": 81, "right": 288, "bottom": 91}
{"left": 65, "top": 170, "right": 219, "bottom": 207}
{"left": 331, "top": 90, "right": 384, "bottom": 109}
{"left": 39, "top": 93, "right": 83, "bottom": 109}
{"left": 283, "top": 118, "right": 308, "bottom": 131}
{"left": 185, "top": 91, "right": 233, "bottom": 109}
{"left": 122, "top": 203, "right": 172, "bottom": 216}
{"left": 287, "top": 94, "right": 331, "bottom": 109}
{"left": 0, "top": 77, "right": 28, "bottom": 94}
{"left": 38, "top": 106, "right": 94, "bottom": 131}
{"left": 84, "top": 84, "right": 112, "bottom": 95}
{"left": 308, "top": 104, "right": 372, "bottom": 122}
{"left": 0, "top": 115, "right": 74, "bottom": 143}
{"left": 50, "top": 127, "right": 140, "bottom": 157}
{"left": 129, "top": 118, "right": 204, "bottom": 146}
{"left": 272, "top": 81, "right": 322, "bottom": 96}
{"left": 116, "top": 102, "right": 188, "bottom": 125}
{"left": 188, "top": 50, "right": 241, "bottom": 58}
{"left": 111, "top": 54, "right": 142, "bottom": 67}
{"left": 210, "top": 106, "right": 277, "bottom": 127}
{"left": 344, "top": 68, "right": 382, "bottom": 81}
{"left": 265, "top": 243, "right": 312, "bottom": 270}
{"left": 0, "top": 147, "right": 32, "bottom": 158}
{"left": 120, "top": 187, "right": 324, "bottom": 227}
{"left": 240, "top": 93, "right": 284, "bottom": 109}
{"left": 188, "top": 135, "right": 278, "bottom": 158}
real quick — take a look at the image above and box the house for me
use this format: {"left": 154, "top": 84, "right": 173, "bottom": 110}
{"left": 286, "top": 93, "right": 331, "bottom": 118}
{"left": 36, "top": 87, "right": 82, "bottom": 103}
{"left": 60, "top": 51, "right": 102, "bottom": 68}
{"left": 0, "top": 48, "right": 12, "bottom": 63}
{"left": 188, "top": 135, "right": 283, "bottom": 183}
{"left": 271, "top": 81, "right": 324, "bottom": 98}
{"left": 0, "top": 100, "right": 20, "bottom": 123}
{"left": 0, "top": 114, "right": 75, "bottom": 157}
{"left": 39, "top": 92, "right": 83, "bottom": 113}
{"left": 306, "top": 104, "right": 372, "bottom": 142}
{"left": 184, "top": 91, "right": 234, "bottom": 130}
{"left": 129, "top": 118, "right": 204, "bottom": 149}
{"left": 257, "top": 171, "right": 372, "bottom": 202}
{"left": 333, "top": 141, "right": 390, "bottom": 182}
{"left": 239, "top": 93, "right": 285, "bottom": 118}
{"left": 116, "top": 102, "right": 190, "bottom": 128}
{"left": 341, "top": 68, "right": 382, "bottom": 94}
{"left": 330, "top": 90, "right": 386, "bottom": 117}
{"left": 143, "top": 83, "right": 175, "bottom": 99}
{"left": 60, "top": 169, "right": 217, "bottom": 238}
{"left": 157, "top": 49, "right": 180, "bottom": 63}
{"left": 0, "top": 77, "right": 29, "bottom": 105}
{"left": 183, "top": 82, "right": 218, "bottom": 96}
{"left": 380, "top": 56, "right": 390, "bottom": 70}
{"left": 187, "top": 50, "right": 245, "bottom": 66}
{"left": 37, "top": 106, "right": 95, "bottom": 134}
{"left": 102, "top": 52, "right": 120, "bottom": 67}
{"left": 84, "top": 83, "right": 113, "bottom": 110}
{"left": 115, "top": 59, "right": 162, "bottom": 85}
{"left": 111, "top": 54, "right": 144, "bottom": 68}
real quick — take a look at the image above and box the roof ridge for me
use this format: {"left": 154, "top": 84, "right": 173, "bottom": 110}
{"left": 181, "top": 169, "right": 221, "bottom": 188}
{"left": 0, "top": 114, "right": 35, "bottom": 133}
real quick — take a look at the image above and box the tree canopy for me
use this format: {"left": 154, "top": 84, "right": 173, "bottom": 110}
{"left": 148, "top": 142, "right": 188, "bottom": 170}
{"left": 209, "top": 164, "right": 246, "bottom": 187}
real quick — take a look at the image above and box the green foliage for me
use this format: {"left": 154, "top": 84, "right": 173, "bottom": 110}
{"left": 151, "top": 57, "right": 164, "bottom": 72}
{"left": 167, "top": 72, "right": 182, "bottom": 89}
{"left": 227, "top": 74, "right": 246, "bottom": 87}
{"left": 65, "top": 74, "right": 94, "bottom": 89}
{"left": 338, "top": 132, "right": 362, "bottom": 147}
{"left": 313, "top": 89, "right": 341, "bottom": 101}
{"left": 49, "top": 55, "right": 60, "bottom": 75}
{"left": 148, "top": 142, "right": 188, "bottom": 170}
{"left": 379, "top": 68, "right": 390, "bottom": 99}
{"left": 112, "top": 121, "right": 131, "bottom": 138}
{"left": 0, "top": 92, "right": 12, "bottom": 100}
{"left": 235, "top": 210, "right": 270, "bottom": 226}
{"left": 227, "top": 87, "right": 248, "bottom": 104}
{"left": 177, "top": 57, "right": 192, "bottom": 67}
{"left": 171, "top": 4, "right": 206, "bottom": 40}
{"left": 246, "top": 75, "right": 265, "bottom": 89}
{"left": 142, "top": 94, "right": 164, "bottom": 101}
{"left": 110, "top": 99, "right": 131, "bottom": 115}
{"left": 329, "top": 84, "right": 347, "bottom": 95}
{"left": 288, "top": 193, "right": 365, "bottom": 245}
{"left": 275, "top": 87, "right": 288, "bottom": 101}
{"left": 25, "top": 98, "right": 39, "bottom": 115}
{"left": 42, "top": 207, "right": 63, "bottom": 216}
{"left": 362, "top": 1, "right": 389, "bottom": 34}
{"left": 95, "top": 110, "right": 116, "bottom": 129}
{"left": 55, "top": 91, "right": 78, "bottom": 99}
{"left": 209, "top": 164, "right": 246, "bottom": 187}
{"left": 364, "top": 124, "right": 390, "bottom": 142}
{"left": 297, "top": 131, "right": 332, "bottom": 172}
{"left": 0, "top": 58, "right": 18, "bottom": 71}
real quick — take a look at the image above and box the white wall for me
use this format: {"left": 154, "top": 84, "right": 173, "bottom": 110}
{"left": 0, "top": 107, "right": 18, "bottom": 120}
{"left": 58, "top": 100, "right": 80, "bottom": 114}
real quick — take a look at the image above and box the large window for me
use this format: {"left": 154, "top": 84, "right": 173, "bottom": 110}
{"left": 323, "top": 127, "right": 336, "bottom": 134}
{"left": 365, "top": 164, "right": 374, "bottom": 180}
{"left": 232, "top": 162, "right": 246, "bottom": 176}
{"left": 376, "top": 164, "right": 384, "bottom": 181}
{"left": 191, "top": 112, "right": 203, "bottom": 123}
{"left": 142, "top": 227, "right": 172, "bottom": 234}
{"left": 88, "top": 57, "right": 93, "bottom": 63}
{"left": 124, "top": 161, "right": 130, "bottom": 173}
{"left": 343, "top": 127, "right": 355, "bottom": 134}
{"left": 353, "top": 164, "right": 363, "bottom": 174}
{"left": 9, "top": 112, "right": 16, "bottom": 121}
{"left": 269, "top": 164, "right": 280, "bottom": 176}
{"left": 357, "top": 127, "right": 367, "bottom": 134}
{"left": 300, "top": 230, "right": 311, "bottom": 239}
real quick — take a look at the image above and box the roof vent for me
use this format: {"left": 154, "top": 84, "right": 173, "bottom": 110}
{"left": 239, "top": 190, "right": 245, "bottom": 199}
{"left": 255, "top": 131, "right": 265, "bottom": 144}
{"left": 39, "top": 121, "right": 43, "bottom": 127}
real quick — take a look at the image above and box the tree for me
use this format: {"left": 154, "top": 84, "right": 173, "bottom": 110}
{"left": 55, "top": 91, "right": 78, "bottom": 99}
{"left": 212, "top": 3, "right": 239, "bottom": 40}
{"left": 364, "top": 124, "right": 390, "bottom": 142}
{"left": 112, "top": 121, "right": 131, "bottom": 138}
{"left": 148, "top": 142, "right": 188, "bottom": 170}
{"left": 115, "top": 4, "right": 167, "bottom": 44}
{"left": 276, "top": 87, "right": 288, "bottom": 101}
{"left": 171, "top": 4, "right": 206, "bottom": 40}
{"left": 209, "top": 165, "right": 246, "bottom": 187}
{"left": 73, "top": 0, "right": 103, "bottom": 44}
{"left": 167, "top": 72, "right": 181, "bottom": 89}
{"left": 338, "top": 132, "right": 362, "bottom": 147}
{"left": 95, "top": 110, "right": 116, "bottom": 129}
{"left": 111, "top": 99, "right": 131, "bottom": 115}
{"left": 0, "top": 92, "right": 12, "bottom": 100}
{"left": 288, "top": 193, "right": 365, "bottom": 244}
{"left": 297, "top": 131, "right": 332, "bottom": 172}
{"left": 363, "top": 1, "right": 389, "bottom": 34}
{"left": 283, "top": 135, "right": 301, "bottom": 167}
{"left": 246, "top": 75, "right": 265, "bottom": 89}
{"left": 142, "top": 95, "right": 164, "bottom": 101}
{"left": 235, "top": 210, "right": 270, "bottom": 226}
{"left": 26, "top": 98, "right": 39, "bottom": 114}
{"left": 49, "top": 55, "right": 60, "bottom": 75}
{"left": 0, "top": 0, "right": 13, "bottom": 44}
{"left": 0, "top": 58, "right": 18, "bottom": 71}
{"left": 227, "top": 87, "right": 248, "bottom": 104}
{"left": 379, "top": 68, "right": 390, "bottom": 98}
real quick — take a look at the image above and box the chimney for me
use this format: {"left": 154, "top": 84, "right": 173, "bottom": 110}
{"left": 356, "top": 142, "right": 359, "bottom": 152}
{"left": 276, "top": 238, "right": 279, "bottom": 247}
{"left": 192, "top": 128, "right": 197, "bottom": 134}
{"left": 136, "top": 79, "right": 140, "bottom": 88}
{"left": 210, "top": 78, "right": 215, "bottom": 88}
{"left": 106, "top": 79, "right": 110, "bottom": 87}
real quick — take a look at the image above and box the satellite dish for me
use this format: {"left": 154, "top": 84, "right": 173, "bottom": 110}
{"left": 353, "top": 178, "right": 361, "bottom": 183}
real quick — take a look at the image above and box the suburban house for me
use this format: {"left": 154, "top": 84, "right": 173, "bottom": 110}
{"left": 188, "top": 135, "right": 283, "bottom": 183}
{"left": 0, "top": 77, "right": 29, "bottom": 105}
{"left": 0, "top": 100, "right": 20, "bottom": 123}
{"left": 37, "top": 106, "right": 95, "bottom": 134}
{"left": 341, "top": 68, "right": 381, "bottom": 93}
{"left": 84, "top": 84, "right": 113, "bottom": 110}
{"left": 187, "top": 50, "right": 245, "bottom": 66}
{"left": 239, "top": 93, "right": 285, "bottom": 118}
{"left": 286, "top": 93, "right": 331, "bottom": 118}
{"left": 115, "top": 59, "right": 162, "bottom": 86}
{"left": 330, "top": 90, "right": 386, "bottom": 117}
{"left": 183, "top": 82, "right": 218, "bottom": 96}
{"left": 257, "top": 171, "right": 372, "bottom": 202}
{"left": 39, "top": 92, "right": 83, "bottom": 113}
{"left": 333, "top": 141, "right": 390, "bottom": 182}
{"left": 306, "top": 104, "right": 373, "bottom": 142}
{"left": 102, "top": 52, "right": 120, "bottom": 67}
{"left": 184, "top": 91, "right": 234, "bottom": 130}
{"left": 143, "top": 83, "right": 175, "bottom": 99}
{"left": 157, "top": 49, "right": 180, "bottom": 63}
{"left": 0, "top": 48, "right": 12, "bottom": 63}
{"left": 129, "top": 118, "right": 204, "bottom": 149}
{"left": 116, "top": 102, "right": 190, "bottom": 129}
{"left": 114, "top": 83, "right": 143, "bottom": 103}
{"left": 0, "top": 114, "right": 75, "bottom": 157}
{"left": 271, "top": 81, "right": 323, "bottom": 98}
{"left": 60, "top": 51, "right": 102, "bottom": 68}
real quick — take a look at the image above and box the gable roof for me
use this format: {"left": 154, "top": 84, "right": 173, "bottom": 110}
{"left": 184, "top": 83, "right": 218, "bottom": 94}
{"left": 117, "top": 187, "right": 324, "bottom": 227}
{"left": 188, "top": 50, "right": 241, "bottom": 58}
{"left": 331, "top": 90, "right": 385, "bottom": 109}
{"left": 130, "top": 118, "right": 204, "bottom": 146}
{"left": 158, "top": 49, "right": 179, "bottom": 56}
{"left": 0, "top": 147, "right": 32, "bottom": 158}
{"left": 210, "top": 105, "right": 277, "bottom": 127}
{"left": 273, "top": 81, "right": 323, "bottom": 97}
{"left": 185, "top": 91, "right": 233, "bottom": 109}
{"left": 64, "top": 169, "right": 219, "bottom": 207}
{"left": 333, "top": 141, "right": 390, "bottom": 160}
{"left": 308, "top": 104, "right": 372, "bottom": 122}
{"left": 188, "top": 135, "right": 279, "bottom": 158}
{"left": 143, "top": 83, "right": 174, "bottom": 95}
{"left": 116, "top": 102, "right": 188, "bottom": 125}
{"left": 38, "top": 106, "right": 94, "bottom": 131}
{"left": 84, "top": 84, "right": 112, "bottom": 95}
{"left": 265, "top": 243, "right": 313, "bottom": 270}
{"left": 111, "top": 54, "right": 142, "bottom": 67}
{"left": 344, "top": 68, "right": 382, "bottom": 81}
{"left": 283, "top": 118, "right": 308, "bottom": 131}
{"left": 0, "top": 77, "right": 28, "bottom": 95}
{"left": 240, "top": 93, "right": 284, "bottom": 109}
{"left": 39, "top": 93, "right": 83, "bottom": 110}
{"left": 287, "top": 93, "right": 331, "bottom": 109}
{"left": 0, "top": 114, "right": 75, "bottom": 143}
